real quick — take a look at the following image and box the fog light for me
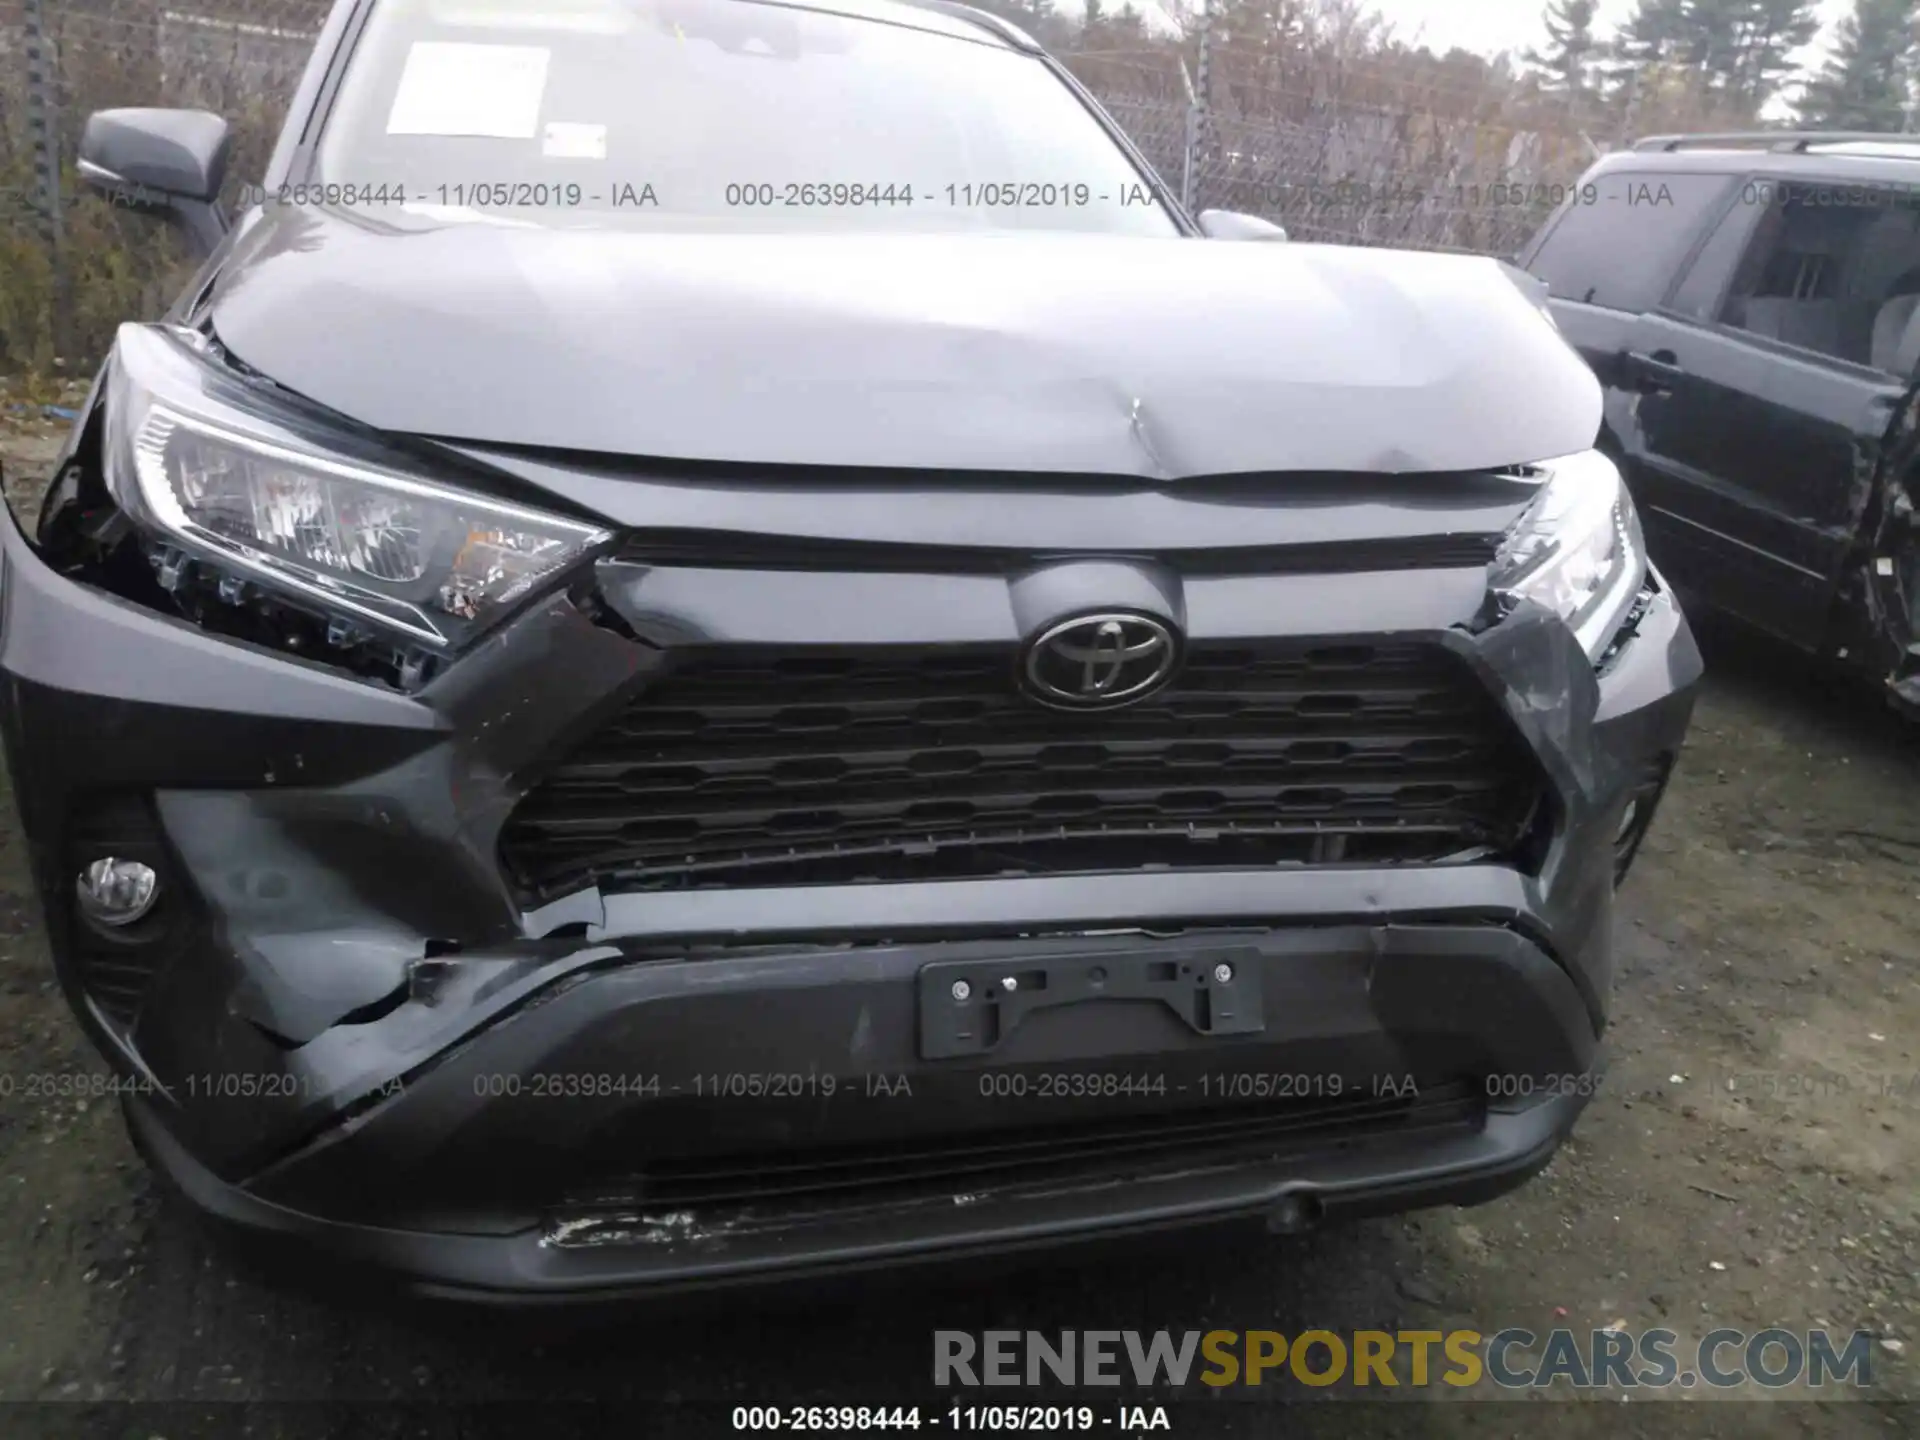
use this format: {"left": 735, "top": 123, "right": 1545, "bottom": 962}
{"left": 76, "top": 858, "right": 160, "bottom": 927}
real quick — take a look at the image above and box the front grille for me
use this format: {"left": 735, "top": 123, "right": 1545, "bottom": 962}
{"left": 500, "top": 638, "right": 1541, "bottom": 897}
{"left": 548, "top": 1081, "right": 1484, "bottom": 1237}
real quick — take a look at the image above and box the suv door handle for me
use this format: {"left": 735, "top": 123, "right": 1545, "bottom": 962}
{"left": 1625, "top": 349, "right": 1685, "bottom": 392}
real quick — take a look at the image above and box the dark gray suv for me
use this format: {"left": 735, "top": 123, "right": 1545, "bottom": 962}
{"left": 0, "top": 0, "right": 1698, "bottom": 1303}
{"left": 1521, "top": 131, "right": 1920, "bottom": 708}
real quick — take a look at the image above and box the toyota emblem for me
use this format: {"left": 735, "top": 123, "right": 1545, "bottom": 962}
{"left": 1021, "top": 612, "right": 1180, "bottom": 709}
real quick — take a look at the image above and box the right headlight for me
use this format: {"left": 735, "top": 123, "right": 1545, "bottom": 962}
{"left": 1489, "top": 449, "right": 1648, "bottom": 660}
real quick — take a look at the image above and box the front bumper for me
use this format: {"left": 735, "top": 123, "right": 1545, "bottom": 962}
{"left": 128, "top": 1072, "right": 1591, "bottom": 1307}
{"left": 0, "top": 483, "right": 1699, "bottom": 1302}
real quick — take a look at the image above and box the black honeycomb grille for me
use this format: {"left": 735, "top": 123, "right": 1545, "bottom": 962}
{"left": 499, "top": 639, "right": 1543, "bottom": 896}
{"left": 550, "top": 1080, "right": 1485, "bottom": 1230}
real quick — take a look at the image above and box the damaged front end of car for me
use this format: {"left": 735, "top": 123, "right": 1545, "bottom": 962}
{"left": 0, "top": 312, "right": 1700, "bottom": 1303}
{"left": 9, "top": 321, "right": 643, "bottom": 1108}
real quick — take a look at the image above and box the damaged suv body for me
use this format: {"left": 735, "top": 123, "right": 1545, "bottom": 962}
{"left": 1, "top": 0, "right": 1698, "bottom": 1302}
{"left": 1521, "top": 132, "right": 1920, "bottom": 711}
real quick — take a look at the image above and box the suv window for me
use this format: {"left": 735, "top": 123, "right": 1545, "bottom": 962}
{"left": 311, "top": 0, "right": 1180, "bottom": 235}
{"left": 1526, "top": 171, "right": 1731, "bottom": 311}
{"left": 1716, "top": 179, "right": 1920, "bottom": 374}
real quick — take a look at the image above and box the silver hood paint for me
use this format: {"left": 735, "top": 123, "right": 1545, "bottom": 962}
{"left": 207, "top": 212, "right": 1602, "bottom": 477}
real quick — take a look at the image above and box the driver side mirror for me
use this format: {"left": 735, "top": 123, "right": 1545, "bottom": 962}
{"left": 1197, "top": 209, "right": 1288, "bottom": 242}
{"left": 78, "top": 107, "right": 232, "bottom": 256}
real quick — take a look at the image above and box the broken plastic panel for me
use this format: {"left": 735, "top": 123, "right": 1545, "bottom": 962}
{"left": 1489, "top": 448, "right": 1648, "bottom": 660}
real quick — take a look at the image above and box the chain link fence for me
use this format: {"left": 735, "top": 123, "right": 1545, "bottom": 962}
{"left": 1, "top": 0, "right": 1653, "bottom": 372}
{"left": 1067, "top": 47, "right": 1624, "bottom": 254}
{"left": 2, "top": 0, "right": 330, "bottom": 369}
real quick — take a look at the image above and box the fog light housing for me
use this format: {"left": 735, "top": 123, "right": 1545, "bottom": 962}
{"left": 1614, "top": 797, "right": 1641, "bottom": 846}
{"left": 76, "top": 857, "right": 160, "bottom": 928}
{"left": 1612, "top": 756, "right": 1674, "bottom": 887}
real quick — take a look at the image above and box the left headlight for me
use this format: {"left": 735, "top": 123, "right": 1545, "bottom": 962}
{"left": 1489, "top": 449, "right": 1647, "bottom": 660}
{"left": 102, "top": 323, "right": 610, "bottom": 652}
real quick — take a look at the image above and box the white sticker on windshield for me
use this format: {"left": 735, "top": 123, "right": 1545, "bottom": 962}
{"left": 543, "top": 122, "right": 607, "bottom": 160}
{"left": 385, "top": 42, "right": 549, "bottom": 139}
{"left": 427, "top": 0, "right": 630, "bottom": 33}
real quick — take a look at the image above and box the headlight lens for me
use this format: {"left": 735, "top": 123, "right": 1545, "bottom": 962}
{"left": 103, "top": 324, "right": 609, "bottom": 650}
{"left": 1489, "top": 449, "right": 1647, "bottom": 659}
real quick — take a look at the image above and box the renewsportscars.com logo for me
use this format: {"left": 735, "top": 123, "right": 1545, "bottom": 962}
{"left": 933, "top": 1328, "right": 1879, "bottom": 1392}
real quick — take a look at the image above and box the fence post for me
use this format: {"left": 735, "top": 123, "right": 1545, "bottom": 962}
{"left": 1189, "top": 0, "right": 1213, "bottom": 214}
{"left": 24, "top": 0, "right": 65, "bottom": 363}
{"left": 1177, "top": 58, "right": 1197, "bottom": 211}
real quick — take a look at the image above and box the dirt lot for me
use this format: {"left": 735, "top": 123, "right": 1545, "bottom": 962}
{"left": 0, "top": 407, "right": 1915, "bottom": 1439}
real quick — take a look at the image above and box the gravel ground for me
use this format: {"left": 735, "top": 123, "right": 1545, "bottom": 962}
{"left": 0, "top": 407, "right": 1914, "bottom": 1439}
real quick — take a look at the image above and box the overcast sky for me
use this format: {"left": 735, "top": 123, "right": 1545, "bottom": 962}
{"left": 1367, "top": 0, "right": 1854, "bottom": 72}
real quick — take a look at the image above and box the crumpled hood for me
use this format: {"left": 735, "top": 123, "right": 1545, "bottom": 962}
{"left": 208, "top": 210, "right": 1601, "bottom": 477}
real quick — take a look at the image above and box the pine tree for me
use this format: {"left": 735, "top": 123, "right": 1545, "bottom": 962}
{"left": 1722, "top": 0, "right": 1820, "bottom": 109}
{"left": 1680, "top": 0, "right": 1818, "bottom": 108}
{"left": 1600, "top": 0, "right": 1811, "bottom": 122}
{"left": 1523, "top": 0, "right": 1601, "bottom": 95}
{"left": 1210, "top": 0, "right": 1313, "bottom": 59}
{"left": 1204, "top": 0, "right": 1315, "bottom": 93}
{"left": 1603, "top": 0, "right": 1691, "bottom": 94}
{"left": 1677, "top": 0, "right": 1728, "bottom": 70}
{"left": 1797, "top": 0, "right": 1920, "bottom": 131}
{"left": 1108, "top": 2, "right": 1147, "bottom": 40}
{"left": 1612, "top": 0, "right": 1693, "bottom": 66}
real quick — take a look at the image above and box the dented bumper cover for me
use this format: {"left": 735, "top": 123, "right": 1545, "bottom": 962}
{"left": 0, "top": 468, "right": 1699, "bottom": 1302}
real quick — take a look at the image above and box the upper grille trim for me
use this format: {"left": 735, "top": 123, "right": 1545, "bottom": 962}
{"left": 613, "top": 530, "right": 1500, "bottom": 575}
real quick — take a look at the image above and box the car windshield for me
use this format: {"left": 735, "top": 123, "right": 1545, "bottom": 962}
{"left": 310, "top": 0, "right": 1181, "bottom": 234}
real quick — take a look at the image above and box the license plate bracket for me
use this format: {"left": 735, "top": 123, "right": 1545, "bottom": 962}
{"left": 918, "top": 947, "right": 1265, "bottom": 1060}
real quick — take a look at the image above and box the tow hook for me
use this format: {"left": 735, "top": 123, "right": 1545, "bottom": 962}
{"left": 1265, "top": 1191, "right": 1324, "bottom": 1235}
